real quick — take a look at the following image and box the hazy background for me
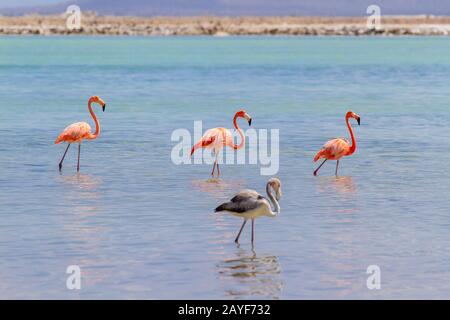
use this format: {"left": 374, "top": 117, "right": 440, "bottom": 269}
{"left": 1, "top": 0, "right": 450, "bottom": 16}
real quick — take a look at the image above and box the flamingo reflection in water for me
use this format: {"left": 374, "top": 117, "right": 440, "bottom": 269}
{"left": 217, "top": 248, "right": 283, "bottom": 299}
{"left": 56, "top": 174, "right": 110, "bottom": 287}
{"left": 316, "top": 176, "right": 357, "bottom": 195}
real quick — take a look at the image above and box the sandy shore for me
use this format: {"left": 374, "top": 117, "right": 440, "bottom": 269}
{"left": 1, "top": 14, "right": 450, "bottom": 36}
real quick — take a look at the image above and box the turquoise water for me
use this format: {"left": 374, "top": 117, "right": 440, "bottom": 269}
{"left": 1, "top": 36, "right": 450, "bottom": 299}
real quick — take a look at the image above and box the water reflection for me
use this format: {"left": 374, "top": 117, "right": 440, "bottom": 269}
{"left": 315, "top": 176, "right": 357, "bottom": 195}
{"left": 55, "top": 173, "right": 110, "bottom": 287}
{"left": 216, "top": 247, "right": 283, "bottom": 299}
{"left": 57, "top": 173, "right": 103, "bottom": 187}
{"left": 55, "top": 174, "right": 103, "bottom": 219}
{"left": 192, "top": 179, "right": 246, "bottom": 200}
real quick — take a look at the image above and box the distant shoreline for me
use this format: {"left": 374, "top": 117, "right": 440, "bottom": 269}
{"left": 1, "top": 14, "right": 450, "bottom": 36}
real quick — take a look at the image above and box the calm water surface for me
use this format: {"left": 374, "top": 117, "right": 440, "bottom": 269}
{"left": 1, "top": 36, "right": 450, "bottom": 299}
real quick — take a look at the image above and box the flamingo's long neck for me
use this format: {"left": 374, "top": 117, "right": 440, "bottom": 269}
{"left": 231, "top": 115, "right": 245, "bottom": 150}
{"left": 266, "top": 183, "right": 280, "bottom": 216}
{"left": 88, "top": 100, "right": 100, "bottom": 139}
{"left": 346, "top": 115, "right": 356, "bottom": 155}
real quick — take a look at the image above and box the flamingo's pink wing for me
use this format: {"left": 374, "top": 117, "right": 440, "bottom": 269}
{"left": 202, "top": 128, "right": 232, "bottom": 146}
{"left": 55, "top": 122, "right": 91, "bottom": 143}
{"left": 191, "top": 128, "right": 219, "bottom": 155}
{"left": 322, "top": 138, "right": 350, "bottom": 158}
{"left": 201, "top": 129, "right": 219, "bottom": 146}
{"left": 191, "top": 128, "right": 234, "bottom": 155}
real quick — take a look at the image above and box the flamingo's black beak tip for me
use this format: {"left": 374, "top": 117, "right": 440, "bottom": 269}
{"left": 102, "top": 104, "right": 106, "bottom": 112}
{"left": 357, "top": 117, "right": 360, "bottom": 125}
{"left": 248, "top": 118, "right": 252, "bottom": 126}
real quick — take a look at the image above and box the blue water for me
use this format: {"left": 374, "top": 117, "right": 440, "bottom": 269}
{"left": 1, "top": 36, "right": 450, "bottom": 299}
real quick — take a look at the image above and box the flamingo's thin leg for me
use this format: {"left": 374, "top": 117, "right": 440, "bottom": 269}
{"left": 77, "top": 144, "right": 81, "bottom": 172}
{"left": 211, "top": 151, "right": 218, "bottom": 177}
{"left": 313, "top": 159, "right": 327, "bottom": 176}
{"left": 58, "top": 143, "right": 71, "bottom": 171}
{"left": 251, "top": 219, "right": 255, "bottom": 244}
{"left": 211, "top": 161, "right": 216, "bottom": 177}
{"left": 235, "top": 219, "right": 247, "bottom": 243}
{"left": 211, "top": 151, "right": 220, "bottom": 178}
{"left": 335, "top": 160, "right": 339, "bottom": 176}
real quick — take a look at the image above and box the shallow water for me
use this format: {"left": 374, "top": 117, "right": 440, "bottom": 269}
{"left": 1, "top": 36, "right": 450, "bottom": 299}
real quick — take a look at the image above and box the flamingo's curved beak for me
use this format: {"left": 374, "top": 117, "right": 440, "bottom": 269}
{"left": 248, "top": 118, "right": 252, "bottom": 126}
{"left": 357, "top": 117, "right": 361, "bottom": 125}
{"left": 102, "top": 104, "right": 106, "bottom": 112}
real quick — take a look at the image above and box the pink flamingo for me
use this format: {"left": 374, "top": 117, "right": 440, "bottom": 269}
{"left": 191, "top": 110, "right": 252, "bottom": 177}
{"left": 313, "top": 111, "right": 361, "bottom": 176}
{"left": 55, "top": 96, "right": 106, "bottom": 172}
